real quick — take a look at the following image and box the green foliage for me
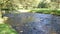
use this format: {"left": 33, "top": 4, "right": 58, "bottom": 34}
{"left": 54, "top": 10, "right": 60, "bottom": 15}
{"left": 38, "top": 2, "right": 48, "bottom": 8}
{"left": 30, "top": 9, "right": 60, "bottom": 15}
{"left": 0, "top": 0, "right": 60, "bottom": 10}
{"left": 18, "top": 0, "right": 40, "bottom": 9}
{"left": 0, "top": 0, "right": 19, "bottom": 18}
{"left": 0, "top": 24, "right": 18, "bottom": 34}
{"left": 37, "top": 0, "right": 50, "bottom": 8}
{"left": 0, "top": 0, "right": 18, "bottom": 11}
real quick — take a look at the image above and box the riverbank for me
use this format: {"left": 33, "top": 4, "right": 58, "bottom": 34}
{"left": 0, "top": 18, "right": 18, "bottom": 34}
{"left": 16, "top": 8, "right": 60, "bottom": 15}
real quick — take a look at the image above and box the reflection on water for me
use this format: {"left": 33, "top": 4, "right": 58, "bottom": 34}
{"left": 5, "top": 13, "right": 60, "bottom": 34}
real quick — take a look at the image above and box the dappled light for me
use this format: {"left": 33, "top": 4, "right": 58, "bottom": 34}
{"left": 0, "top": 0, "right": 60, "bottom": 34}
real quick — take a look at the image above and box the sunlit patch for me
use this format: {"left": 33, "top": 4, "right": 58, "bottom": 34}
{"left": 11, "top": 33, "right": 16, "bottom": 34}
{"left": 20, "top": 31, "right": 23, "bottom": 33}
{"left": 3, "top": 17, "right": 8, "bottom": 21}
{"left": 0, "top": 18, "right": 4, "bottom": 24}
{"left": 18, "top": 10, "right": 30, "bottom": 13}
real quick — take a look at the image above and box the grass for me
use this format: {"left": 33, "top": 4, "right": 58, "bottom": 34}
{"left": 29, "top": 9, "right": 60, "bottom": 15}
{"left": 0, "top": 24, "right": 18, "bottom": 34}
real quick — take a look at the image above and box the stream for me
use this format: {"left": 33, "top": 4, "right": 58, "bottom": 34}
{"left": 4, "top": 13, "right": 60, "bottom": 34}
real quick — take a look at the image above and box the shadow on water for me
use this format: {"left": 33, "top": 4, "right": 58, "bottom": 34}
{"left": 4, "top": 13, "right": 60, "bottom": 34}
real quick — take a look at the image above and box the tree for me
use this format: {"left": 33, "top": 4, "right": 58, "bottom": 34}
{"left": 0, "top": 0, "right": 41, "bottom": 18}
{"left": 50, "top": 0, "right": 60, "bottom": 9}
{"left": 0, "top": 0, "right": 19, "bottom": 18}
{"left": 14, "top": 0, "right": 40, "bottom": 9}
{"left": 37, "top": 0, "right": 51, "bottom": 8}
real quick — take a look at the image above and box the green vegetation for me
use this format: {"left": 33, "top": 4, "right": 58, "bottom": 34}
{"left": 0, "top": 24, "right": 18, "bottom": 34}
{"left": 30, "top": 9, "right": 60, "bottom": 15}
{"left": 0, "top": 0, "right": 60, "bottom": 15}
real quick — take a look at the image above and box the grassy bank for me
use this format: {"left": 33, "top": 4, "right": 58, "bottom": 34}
{"left": 30, "top": 9, "right": 60, "bottom": 15}
{"left": 0, "top": 24, "right": 18, "bottom": 34}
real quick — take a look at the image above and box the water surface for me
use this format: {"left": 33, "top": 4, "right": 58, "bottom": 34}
{"left": 5, "top": 13, "right": 60, "bottom": 34}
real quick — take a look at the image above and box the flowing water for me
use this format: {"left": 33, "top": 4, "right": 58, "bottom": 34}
{"left": 4, "top": 13, "right": 60, "bottom": 34}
